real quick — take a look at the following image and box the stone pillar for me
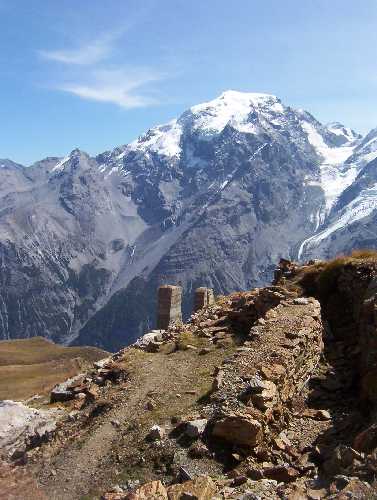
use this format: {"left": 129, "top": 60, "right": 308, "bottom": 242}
{"left": 194, "top": 287, "right": 215, "bottom": 312}
{"left": 157, "top": 285, "right": 182, "bottom": 330}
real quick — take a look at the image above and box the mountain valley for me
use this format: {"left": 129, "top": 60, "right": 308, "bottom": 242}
{"left": 1, "top": 91, "right": 376, "bottom": 350}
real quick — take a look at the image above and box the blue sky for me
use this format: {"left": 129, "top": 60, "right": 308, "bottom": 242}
{"left": 1, "top": 0, "right": 376, "bottom": 165}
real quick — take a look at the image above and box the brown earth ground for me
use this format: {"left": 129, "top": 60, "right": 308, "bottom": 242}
{"left": 29, "top": 342, "right": 236, "bottom": 499}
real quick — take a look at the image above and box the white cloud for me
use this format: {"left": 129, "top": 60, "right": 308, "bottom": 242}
{"left": 57, "top": 68, "right": 164, "bottom": 108}
{"left": 39, "top": 30, "right": 168, "bottom": 108}
{"left": 39, "top": 39, "right": 112, "bottom": 66}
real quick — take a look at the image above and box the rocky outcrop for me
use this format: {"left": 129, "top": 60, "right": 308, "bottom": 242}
{"left": 207, "top": 293, "right": 323, "bottom": 452}
{"left": 287, "top": 256, "right": 377, "bottom": 410}
{"left": 0, "top": 401, "right": 59, "bottom": 459}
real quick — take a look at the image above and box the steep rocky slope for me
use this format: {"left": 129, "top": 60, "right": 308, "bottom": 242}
{"left": 3, "top": 254, "right": 377, "bottom": 499}
{"left": 1, "top": 91, "right": 376, "bottom": 349}
{"left": 0, "top": 150, "right": 146, "bottom": 345}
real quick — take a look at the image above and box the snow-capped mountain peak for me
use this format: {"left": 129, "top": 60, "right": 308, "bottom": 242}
{"left": 125, "top": 119, "right": 183, "bottom": 159}
{"left": 190, "top": 89, "right": 281, "bottom": 115}
{"left": 1, "top": 88, "right": 377, "bottom": 351}
{"left": 188, "top": 90, "right": 283, "bottom": 135}
{"left": 326, "top": 122, "right": 361, "bottom": 144}
{"left": 122, "top": 90, "right": 288, "bottom": 159}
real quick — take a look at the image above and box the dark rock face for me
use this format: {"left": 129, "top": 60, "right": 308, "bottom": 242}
{"left": 0, "top": 91, "right": 375, "bottom": 349}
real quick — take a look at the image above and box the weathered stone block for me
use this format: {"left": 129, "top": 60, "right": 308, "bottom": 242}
{"left": 157, "top": 285, "right": 182, "bottom": 330}
{"left": 167, "top": 475, "right": 216, "bottom": 500}
{"left": 212, "top": 413, "right": 263, "bottom": 447}
{"left": 194, "top": 287, "right": 215, "bottom": 312}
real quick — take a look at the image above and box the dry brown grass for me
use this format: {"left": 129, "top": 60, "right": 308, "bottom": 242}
{"left": 317, "top": 256, "right": 351, "bottom": 299}
{"left": 175, "top": 331, "right": 208, "bottom": 351}
{"left": 0, "top": 336, "right": 108, "bottom": 400}
{"left": 296, "top": 249, "right": 377, "bottom": 300}
{"left": 350, "top": 249, "right": 377, "bottom": 260}
{"left": 0, "top": 336, "right": 107, "bottom": 366}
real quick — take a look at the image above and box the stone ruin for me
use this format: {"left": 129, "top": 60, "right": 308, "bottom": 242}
{"left": 157, "top": 285, "right": 216, "bottom": 330}
{"left": 157, "top": 285, "right": 183, "bottom": 330}
{"left": 194, "top": 287, "right": 215, "bottom": 312}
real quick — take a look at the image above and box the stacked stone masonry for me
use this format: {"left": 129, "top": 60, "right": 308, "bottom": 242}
{"left": 194, "top": 287, "right": 215, "bottom": 312}
{"left": 157, "top": 285, "right": 183, "bottom": 330}
{"left": 209, "top": 290, "right": 324, "bottom": 448}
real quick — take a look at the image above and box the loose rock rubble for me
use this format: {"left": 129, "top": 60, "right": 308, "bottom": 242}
{"left": 50, "top": 359, "right": 128, "bottom": 408}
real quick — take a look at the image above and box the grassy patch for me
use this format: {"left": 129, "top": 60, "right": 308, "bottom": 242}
{"left": 0, "top": 337, "right": 108, "bottom": 400}
{"left": 296, "top": 250, "right": 377, "bottom": 300}
{"left": 175, "top": 331, "right": 208, "bottom": 351}
{"left": 350, "top": 249, "right": 377, "bottom": 260}
{"left": 0, "top": 336, "right": 108, "bottom": 366}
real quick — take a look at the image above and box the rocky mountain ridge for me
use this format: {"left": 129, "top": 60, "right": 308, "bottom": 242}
{"left": 3, "top": 254, "right": 377, "bottom": 499}
{"left": 1, "top": 91, "right": 377, "bottom": 349}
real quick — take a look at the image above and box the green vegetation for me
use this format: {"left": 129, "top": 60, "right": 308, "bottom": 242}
{"left": 175, "top": 331, "right": 208, "bottom": 351}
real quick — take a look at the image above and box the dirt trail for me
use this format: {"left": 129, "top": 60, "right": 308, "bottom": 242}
{"left": 31, "top": 346, "right": 231, "bottom": 500}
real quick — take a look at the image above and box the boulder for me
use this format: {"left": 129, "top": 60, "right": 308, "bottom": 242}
{"left": 94, "top": 357, "right": 112, "bottom": 369}
{"left": 145, "top": 341, "right": 164, "bottom": 353}
{"left": 212, "top": 414, "right": 263, "bottom": 447}
{"left": 239, "top": 376, "right": 277, "bottom": 410}
{"left": 188, "top": 442, "right": 210, "bottom": 459}
{"left": 0, "top": 400, "right": 57, "bottom": 459}
{"left": 249, "top": 381, "right": 277, "bottom": 410}
{"left": 334, "top": 478, "right": 372, "bottom": 499}
{"left": 148, "top": 425, "right": 165, "bottom": 441}
{"left": 124, "top": 480, "right": 168, "bottom": 499}
{"left": 262, "top": 465, "right": 300, "bottom": 482}
{"left": 166, "top": 475, "right": 216, "bottom": 500}
{"left": 301, "top": 409, "right": 331, "bottom": 421}
{"left": 50, "top": 374, "right": 84, "bottom": 402}
{"left": 293, "top": 297, "right": 309, "bottom": 305}
{"left": 98, "top": 364, "right": 128, "bottom": 384}
{"left": 185, "top": 419, "right": 208, "bottom": 439}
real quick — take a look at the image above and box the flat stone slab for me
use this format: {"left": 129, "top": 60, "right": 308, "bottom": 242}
{"left": 50, "top": 373, "right": 85, "bottom": 402}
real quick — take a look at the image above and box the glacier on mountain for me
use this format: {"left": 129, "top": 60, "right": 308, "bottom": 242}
{"left": 0, "top": 90, "right": 376, "bottom": 349}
